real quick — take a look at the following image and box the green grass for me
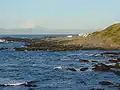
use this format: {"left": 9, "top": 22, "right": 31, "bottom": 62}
{"left": 90, "top": 23, "right": 120, "bottom": 45}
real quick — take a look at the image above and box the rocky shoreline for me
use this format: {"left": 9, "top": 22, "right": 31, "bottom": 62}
{"left": 0, "top": 36, "right": 120, "bottom": 51}
{"left": 1, "top": 23, "right": 120, "bottom": 51}
{"left": 1, "top": 36, "right": 120, "bottom": 89}
{"left": 53, "top": 51, "right": 120, "bottom": 89}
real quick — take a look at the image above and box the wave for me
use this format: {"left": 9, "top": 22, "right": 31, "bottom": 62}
{"left": 53, "top": 66, "right": 89, "bottom": 72}
{"left": 0, "top": 39, "right": 5, "bottom": 43}
{"left": 0, "top": 80, "right": 38, "bottom": 87}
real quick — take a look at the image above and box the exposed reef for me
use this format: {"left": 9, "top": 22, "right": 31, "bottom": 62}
{"left": 53, "top": 51, "right": 120, "bottom": 89}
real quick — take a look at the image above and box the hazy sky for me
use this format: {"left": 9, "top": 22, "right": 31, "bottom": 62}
{"left": 0, "top": 0, "right": 120, "bottom": 33}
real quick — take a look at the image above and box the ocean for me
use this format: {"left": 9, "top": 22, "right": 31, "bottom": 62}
{"left": 0, "top": 35, "right": 119, "bottom": 90}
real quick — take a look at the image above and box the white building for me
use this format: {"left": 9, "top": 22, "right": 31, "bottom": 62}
{"left": 78, "top": 33, "right": 89, "bottom": 37}
{"left": 67, "top": 35, "right": 72, "bottom": 38}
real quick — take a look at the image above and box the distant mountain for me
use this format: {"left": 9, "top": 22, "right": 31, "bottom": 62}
{"left": 0, "top": 27, "right": 93, "bottom": 34}
{"left": 0, "top": 27, "right": 53, "bottom": 34}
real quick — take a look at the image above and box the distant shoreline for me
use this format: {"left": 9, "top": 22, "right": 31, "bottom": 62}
{"left": 1, "top": 23, "right": 120, "bottom": 51}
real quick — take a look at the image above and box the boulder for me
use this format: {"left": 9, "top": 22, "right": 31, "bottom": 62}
{"left": 109, "top": 58, "right": 120, "bottom": 63}
{"left": 79, "top": 59, "right": 89, "bottom": 63}
{"left": 99, "top": 81, "right": 113, "bottom": 85}
{"left": 92, "top": 63, "right": 110, "bottom": 72}
{"left": 80, "top": 67, "right": 88, "bottom": 71}
{"left": 66, "top": 68, "right": 77, "bottom": 72}
{"left": 90, "top": 88, "right": 105, "bottom": 90}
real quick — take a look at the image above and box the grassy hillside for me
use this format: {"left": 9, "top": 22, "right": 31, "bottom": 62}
{"left": 9, "top": 23, "right": 120, "bottom": 51}
{"left": 90, "top": 23, "right": 120, "bottom": 44}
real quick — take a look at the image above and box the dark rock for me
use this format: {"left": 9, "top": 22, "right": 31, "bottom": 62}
{"left": 92, "top": 63, "right": 110, "bottom": 72}
{"left": 107, "top": 63, "right": 120, "bottom": 68}
{"left": 90, "top": 88, "right": 105, "bottom": 90}
{"left": 28, "top": 88, "right": 34, "bottom": 90}
{"left": 24, "top": 84, "right": 37, "bottom": 87}
{"left": 66, "top": 68, "right": 77, "bottom": 72}
{"left": 111, "top": 68, "right": 120, "bottom": 76}
{"left": 79, "top": 59, "right": 89, "bottom": 63}
{"left": 101, "top": 52, "right": 120, "bottom": 55}
{"left": 113, "top": 63, "right": 120, "bottom": 68}
{"left": 0, "top": 48, "right": 8, "bottom": 50}
{"left": 109, "top": 58, "right": 120, "bottom": 63}
{"left": 80, "top": 67, "right": 88, "bottom": 71}
{"left": 100, "top": 52, "right": 120, "bottom": 57}
{"left": 92, "top": 53, "right": 101, "bottom": 57}
{"left": 91, "top": 61, "right": 98, "bottom": 63}
{"left": 25, "top": 81, "right": 38, "bottom": 87}
{"left": 0, "top": 84, "right": 6, "bottom": 87}
{"left": 114, "top": 84, "right": 120, "bottom": 88}
{"left": 99, "top": 81, "right": 113, "bottom": 85}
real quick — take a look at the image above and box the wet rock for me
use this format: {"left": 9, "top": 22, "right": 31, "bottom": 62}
{"left": 54, "top": 66, "right": 79, "bottom": 72}
{"left": 90, "top": 88, "right": 105, "bottom": 90}
{"left": 101, "top": 52, "right": 120, "bottom": 55}
{"left": 28, "top": 88, "right": 34, "bottom": 90}
{"left": 100, "top": 52, "right": 120, "bottom": 57}
{"left": 92, "top": 53, "right": 101, "bottom": 57}
{"left": 114, "top": 63, "right": 120, "bottom": 68}
{"left": 106, "top": 63, "right": 120, "bottom": 68}
{"left": 111, "top": 68, "right": 120, "bottom": 76}
{"left": 114, "top": 84, "right": 120, "bottom": 88}
{"left": 79, "top": 59, "right": 89, "bottom": 63}
{"left": 99, "top": 81, "right": 113, "bottom": 85}
{"left": 98, "top": 81, "right": 120, "bottom": 89}
{"left": 0, "top": 48, "right": 8, "bottom": 50}
{"left": 109, "top": 58, "right": 120, "bottom": 63}
{"left": 92, "top": 63, "right": 110, "bottom": 72}
{"left": 91, "top": 61, "right": 98, "bottom": 63}
{"left": 80, "top": 67, "right": 88, "bottom": 71}
{"left": 24, "top": 84, "right": 37, "bottom": 87}
{"left": 66, "top": 68, "right": 77, "bottom": 72}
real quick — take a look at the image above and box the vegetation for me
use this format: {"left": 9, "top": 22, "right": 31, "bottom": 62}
{"left": 2, "top": 23, "right": 120, "bottom": 51}
{"left": 90, "top": 23, "right": 120, "bottom": 44}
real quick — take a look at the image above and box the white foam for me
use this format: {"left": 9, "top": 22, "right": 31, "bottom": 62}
{"left": 94, "top": 54, "right": 101, "bottom": 56}
{"left": 4, "top": 82, "right": 26, "bottom": 86}
{"left": 105, "top": 63, "right": 116, "bottom": 66}
{"left": 76, "top": 69, "right": 80, "bottom": 72}
{"left": 54, "top": 66, "right": 62, "bottom": 70}
{"left": 0, "top": 39, "right": 5, "bottom": 43}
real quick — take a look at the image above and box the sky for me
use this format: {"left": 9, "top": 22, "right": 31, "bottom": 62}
{"left": 0, "top": 0, "right": 120, "bottom": 34}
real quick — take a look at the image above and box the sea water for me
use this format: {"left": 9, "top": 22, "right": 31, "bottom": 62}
{"left": 0, "top": 35, "right": 119, "bottom": 90}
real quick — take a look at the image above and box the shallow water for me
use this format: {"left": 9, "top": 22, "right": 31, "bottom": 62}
{"left": 0, "top": 36, "right": 120, "bottom": 90}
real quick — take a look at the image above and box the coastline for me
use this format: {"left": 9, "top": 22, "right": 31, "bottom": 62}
{"left": 1, "top": 23, "right": 120, "bottom": 51}
{"left": 2, "top": 36, "right": 120, "bottom": 51}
